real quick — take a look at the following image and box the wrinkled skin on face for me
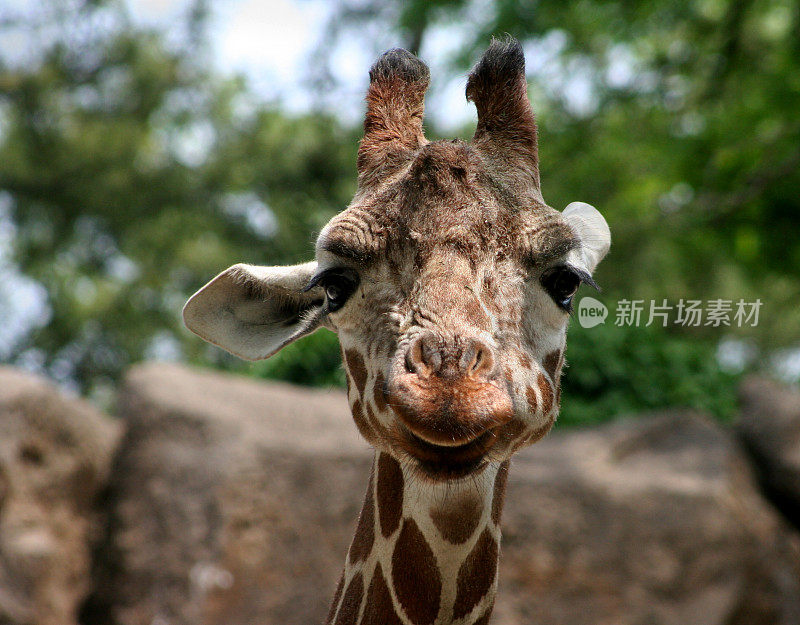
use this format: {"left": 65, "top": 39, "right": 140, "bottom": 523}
{"left": 318, "top": 141, "right": 580, "bottom": 478}
{"left": 183, "top": 39, "right": 610, "bottom": 480}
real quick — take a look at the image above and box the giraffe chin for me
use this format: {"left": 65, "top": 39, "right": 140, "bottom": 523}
{"left": 393, "top": 423, "right": 498, "bottom": 480}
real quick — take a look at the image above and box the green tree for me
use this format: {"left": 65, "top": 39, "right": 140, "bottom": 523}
{"left": 0, "top": 0, "right": 358, "bottom": 398}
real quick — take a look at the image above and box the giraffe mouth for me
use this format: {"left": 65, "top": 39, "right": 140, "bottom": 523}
{"left": 397, "top": 425, "right": 497, "bottom": 479}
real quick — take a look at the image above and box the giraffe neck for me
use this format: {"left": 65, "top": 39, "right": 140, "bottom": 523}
{"left": 327, "top": 452, "right": 510, "bottom": 625}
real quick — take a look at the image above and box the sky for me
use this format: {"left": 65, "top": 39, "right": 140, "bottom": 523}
{"left": 132, "top": 0, "right": 332, "bottom": 109}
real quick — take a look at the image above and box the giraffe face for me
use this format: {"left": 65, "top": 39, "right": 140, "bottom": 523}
{"left": 316, "top": 141, "right": 589, "bottom": 479}
{"left": 183, "top": 41, "right": 610, "bottom": 481}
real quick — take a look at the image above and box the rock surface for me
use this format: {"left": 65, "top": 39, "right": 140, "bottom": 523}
{"left": 738, "top": 376, "right": 800, "bottom": 531}
{"left": 81, "top": 363, "right": 371, "bottom": 625}
{"left": 497, "top": 412, "right": 800, "bottom": 625}
{"left": 85, "top": 363, "right": 800, "bottom": 625}
{"left": 0, "top": 366, "right": 120, "bottom": 625}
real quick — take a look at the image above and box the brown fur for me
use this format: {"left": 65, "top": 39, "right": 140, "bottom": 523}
{"left": 537, "top": 371, "right": 554, "bottom": 415}
{"left": 429, "top": 492, "right": 483, "bottom": 544}
{"left": 358, "top": 49, "right": 430, "bottom": 188}
{"left": 391, "top": 518, "right": 442, "bottom": 625}
{"left": 351, "top": 399, "right": 374, "bottom": 443}
{"left": 345, "top": 348, "right": 369, "bottom": 396}
{"left": 326, "top": 574, "right": 345, "bottom": 625}
{"left": 361, "top": 564, "right": 403, "bottom": 625}
{"left": 372, "top": 371, "right": 387, "bottom": 411}
{"left": 542, "top": 349, "right": 563, "bottom": 382}
{"left": 349, "top": 470, "right": 375, "bottom": 564}
{"left": 473, "top": 608, "right": 494, "bottom": 625}
{"left": 335, "top": 572, "right": 364, "bottom": 625}
{"left": 466, "top": 37, "right": 540, "bottom": 192}
{"left": 525, "top": 385, "right": 538, "bottom": 415}
{"left": 376, "top": 453, "right": 403, "bottom": 537}
{"left": 491, "top": 460, "right": 510, "bottom": 524}
{"left": 452, "top": 528, "right": 498, "bottom": 620}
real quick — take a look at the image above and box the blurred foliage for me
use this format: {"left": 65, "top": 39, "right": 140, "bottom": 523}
{"left": 0, "top": 0, "right": 798, "bottom": 422}
{"left": 560, "top": 322, "right": 739, "bottom": 426}
{"left": 0, "top": 0, "right": 358, "bottom": 397}
{"left": 251, "top": 329, "right": 346, "bottom": 389}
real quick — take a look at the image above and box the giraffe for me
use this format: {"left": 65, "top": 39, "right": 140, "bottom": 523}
{"left": 183, "top": 38, "right": 610, "bottom": 625}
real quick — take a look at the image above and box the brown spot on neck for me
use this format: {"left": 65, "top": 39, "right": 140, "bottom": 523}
{"left": 452, "top": 528, "right": 499, "bottom": 620}
{"left": 361, "top": 563, "right": 403, "bottom": 625}
{"left": 351, "top": 399, "right": 374, "bottom": 444}
{"left": 392, "top": 518, "right": 442, "bottom": 625}
{"left": 365, "top": 402, "right": 386, "bottom": 437}
{"left": 376, "top": 453, "right": 404, "bottom": 538}
{"left": 472, "top": 606, "right": 494, "bottom": 625}
{"left": 491, "top": 461, "right": 509, "bottom": 524}
{"left": 345, "top": 348, "right": 369, "bottom": 395}
{"left": 429, "top": 492, "right": 483, "bottom": 544}
{"left": 334, "top": 572, "right": 365, "bottom": 625}
{"left": 349, "top": 469, "right": 375, "bottom": 565}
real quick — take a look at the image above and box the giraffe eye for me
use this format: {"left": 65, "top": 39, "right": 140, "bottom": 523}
{"left": 307, "top": 268, "right": 359, "bottom": 312}
{"left": 541, "top": 266, "right": 583, "bottom": 312}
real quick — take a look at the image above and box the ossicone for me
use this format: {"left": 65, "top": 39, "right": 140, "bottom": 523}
{"left": 466, "top": 37, "right": 540, "bottom": 194}
{"left": 358, "top": 48, "right": 430, "bottom": 187}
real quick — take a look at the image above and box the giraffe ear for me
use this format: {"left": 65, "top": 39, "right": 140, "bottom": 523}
{"left": 183, "top": 262, "right": 327, "bottom": 361}
{"left": 562, "top": 202, "right": 611, "bottom": 273}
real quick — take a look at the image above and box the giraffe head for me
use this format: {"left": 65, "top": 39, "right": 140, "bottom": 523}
{"left": 184, "top": 39, "right": 610, "bottom": 480}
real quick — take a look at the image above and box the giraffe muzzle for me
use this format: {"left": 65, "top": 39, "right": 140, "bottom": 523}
{"left": 386, "top": 332, "right": 513, "bottom": 454}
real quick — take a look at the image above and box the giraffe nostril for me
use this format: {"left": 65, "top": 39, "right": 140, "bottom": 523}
{"left": 405, "top": 335, "right": 430, "bottom": 375}
{"left": 404, "top": 333, "right": 496, "bottom": 380}
{"left": 464, "top": 338, "right": 495, "bottom": 378}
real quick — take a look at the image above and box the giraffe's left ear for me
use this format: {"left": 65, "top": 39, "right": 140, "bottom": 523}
{"left": 183, "top": 262, "right": 327, "bottom": 361}
{"left": 562, "top": 202, "right": 611, "bottom": 273}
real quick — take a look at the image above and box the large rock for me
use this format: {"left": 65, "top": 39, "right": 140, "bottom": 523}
{"left": 738, "top": 376, "right": 800, "bottom": 531}
{"left": 86, "top": 363, "right": 800, "bottom": 625}
{"left": 496, "top": 412, "right": 800, "bottom": 625}
{"left": 0, "top": 366, "right": 120, "bottom": 625}
{"left": 81, "top": 363, "right": 371, "bottom": 625}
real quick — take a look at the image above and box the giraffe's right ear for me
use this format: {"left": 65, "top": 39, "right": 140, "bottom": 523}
{"left": 182, "top": 262, "right": 327, "bottom": 361}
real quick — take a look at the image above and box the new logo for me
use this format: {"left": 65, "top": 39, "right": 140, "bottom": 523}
{"left": 577, "top": 297, "right": 608, "bottom": 328}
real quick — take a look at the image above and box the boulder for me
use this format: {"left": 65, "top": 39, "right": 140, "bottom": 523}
{"left": 0, "top": 366, "right": 120, "bottom": 625}
{"left": 81, "top": 363, "right": 371, "bottom": 625}
{"left": 86, "top": 363, "right": 800, "bottom": 625}
{"left": 495, "top": 412, "right": 800, "bottom": 625}
{"left": 738, "top": 376, "right": 800, "bottom": 531}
